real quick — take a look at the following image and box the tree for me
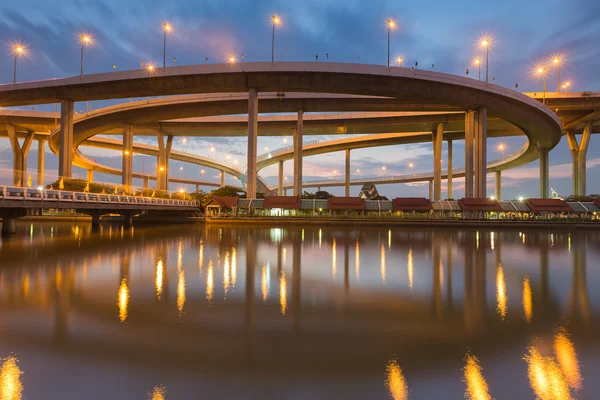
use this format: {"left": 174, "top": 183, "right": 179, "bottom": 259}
{"left": 200, "top": 185, "right": 246, "bottom": 207}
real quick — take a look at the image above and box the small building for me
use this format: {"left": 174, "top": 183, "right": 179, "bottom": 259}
{"left": 458, "top": 198, "right": 503, "bottom": 219}
{"left": 236, "top": 198, "right": 264, "bottom": 216}
{"left": 263, "top": 196, "right": 301, "bottom": 216}
{"left": 526, "top": 198, "right": 572, "bottom": 219}
{"left": 358, "top": 182, "right": 380, "bottom": 200}
{"left": 205, "top": 196, "right": 238, "bottom": 217}
{"left": 392, "top": 197, "right": 433, "bottom": 218}
{"left": 328, "top": 197, "right": 366, "bottom": 215}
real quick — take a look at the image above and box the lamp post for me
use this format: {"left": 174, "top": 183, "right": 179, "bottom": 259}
{"left": 271, "top": 15, "right": 280, "bottom": 63}
{"left": 13, "top": 45, "right": 24, "bottom": 84}
{"left": 498, "top": 144, "right": 505, "bottom": 160}
{"left": 537, "top": 67, "right": 547, "bottom": 104}
{"left": 396, "top": 56, "right": 403, "bottom": 66}
{"left": 163, "top": 23, "right": 171, "bottom": 69}
{"left": 475, "top": 58, "right": 481, "bottom": 81}
{"left": 387, "top": 19, "right": 395, "bottom": 68}
{"left": 562, "top": 81, "right": 571, "bottom": 92}
{"left": 481, "top": 39, "right": 490, "bottom": 83}
{"left": 553, "top": 57, "right": 561, "bottom": 93}
{"left": 80, "top": 34, "right": 91, "bottom": 78}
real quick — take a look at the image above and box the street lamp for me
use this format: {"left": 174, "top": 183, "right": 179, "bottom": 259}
{"left": 553, "top": 56, "right": 562, "bottom": 93}
{"left": 229, "top": 55, "right": 236, "bottom": 63}
{"left": 12, "top": 44, "right": 25, "bottom": 84}
{"left": 271, "top": 15, "right": 280, "bottom": 63}
{"left": 408, "top": 162, "right": 414, "bottom": 174}
{"left": 396, "top": 56, "right": 403, "bottom": 66}
{"left": 145, "top": 63, "right": 156, "bottom": 73}
{"left": 537, "top": 66, "right": 547, "bottom": 104}
{"left": 562, "top": 81, "right": 571, "bottom": 91}
{"left": 498, "top": 144, "right": 505, "bottom": 160}
{"left": 387, "top": 19, "right": 395, "bottom": 68}
{"left": 163, "top": 22, "right": 171, "bottom": 69}
{"left": 474, "top": 57, "right": 481, "bottom": 81}
{"left": 80, "top": 34, "right": 92, "bottom": 78}
{"left": 480, "top": 38, "right": 490, "bottom": 83}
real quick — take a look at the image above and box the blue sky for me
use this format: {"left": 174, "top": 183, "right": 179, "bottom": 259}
{"left": 1, "top": 0, "right": 599, "bottom": 198}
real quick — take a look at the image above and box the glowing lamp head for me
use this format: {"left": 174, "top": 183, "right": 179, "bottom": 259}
{"left": 37, "top": 186, "right": 44, "bottom": 191}
{"left": 396, "top": 56, "right": 403, "bottom": 64}
{"left": 146, "top": 63, "right": 155, "bottom": 72}
{"left": 387, "top": 19, "right": 395, "bottom": 28}
{"left": 81, "top": 35, "right": 91, "bottom": 44}
{"left": 481, "top": 39, "right": 490, "bottom": 47}
{"left": 179, "top": 189, "right": 185, "bottom": 194}
{"left": 475, "top": 58, "right": 480, "bottom": 65}
{"left": 124, "top": 150, "right": 130, "bottom": 155}
{"left": 272, "top": 15, "right": 280, "bottom": 25}
{"left": 499, "top": 144, "right": 504, "bottom": 150}
{"left": 14, "top": 45, "right": 24, "bottom": 54}
{"left": 163, "top": 23, "right": 171, "bottom": 31}
{"left": 159, "top": 166, "right": 165, "bottom": 172}
{"left": 553, "top": 57, "right": 560, "bottom": 64}
{"left": 229, "top": 55, "right": 235, "bottom": 63}
{"left": 409, "top": 163, "right": 414, "bottom": 168}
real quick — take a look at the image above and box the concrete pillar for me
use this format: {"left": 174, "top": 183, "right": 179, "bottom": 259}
{"left": 574, "top": 122, "right": 592, "bottom": 196}
{"left": 1, "top": 218, "right": 16, "bottom": 236}
{"left": 294, "top": 109, "right": 304, "bottom": 196}
{"left": 122, "top": 124, "right": 133, "bottom": 191}
{"left": 464, "top": 111, "right": 475, "bottom": 198}
{"left": 278, "top": 161, "right": 284, "bottom": 196}
{"left": 58, "top": 99, "right": 74, "bottom": 179}
{"left": 433, "top": 123, "right": 443, "bottom": 201}
{"left": 156, "top": 132, "right": 168, "bottom": 191}
{"left": 143, "top": 176, "right": 149, "bottom": 190}
{"left": 6, "top": 125, "right": 34, "bottom": 186}
{"left": 165, "top": 135, "right": 173, "bottom": 191}
{"left": 495, "top": 171, "right": 501, "bottom": 200}
{"left": 474, "top": 108, "right": 487, "bottom": 198}
{"left": 428, "top": 179, "right": 433, "bottom": 201}
{"left": 447, "top": 139, "right": 453, "bottom": 199}
{"left": 567, "top": 132, "right": 580, "bottom": 196}
{"left": 86, "top": 169, "right": 94, "bottom": 183}
{"left": 220, "top": 171, "right": 225, "bottom": 188}
{"left": 345, "top": 149, "right": 350, "bottom": 197}
{"left": 195, "top": 184, "right": 200, "bottom": 193}
{"left": 246, "top": 88, "right": 259, "bottom": 198}
{"left": 539, "top": 148, "right": 549, "bottom": 199}
{"left": 37, "top": 139, "right": 45, "bottom": 188}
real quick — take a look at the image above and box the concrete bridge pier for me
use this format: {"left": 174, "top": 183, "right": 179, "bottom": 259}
{"left": 37, "top": 139, "right": 45, "bottom": 188}
{"left": 539, "top": 147, "right": 549, "bottom": 199}
{"left": 87, "top": 169, "right": 94, "bottom": 184}
{"left": 6, "top": 124, "right": 35, "bottom": 186}
{"left": 428, "top": 179, "right": 433, "bottom": 201}
{"left": 58, "top": 99, "right": 74, "bottom": 179}
{"left": 447, "top": 139, "right": 453, "bottom": 199}
{"left": 345, "top": 149, "right": 351, "bottom": 197}
{"left": 278, "top": 161, "right": 284, "bottom": 196}
{"left": 433, "top": 123, "right": 444, "bottom": 201}
{"left": 294, "top": 109, "right": 304, "bottom": 196}
{"left": 156, "top": 131, "right": 173, "bottom": 192}
{"left": 495, "top": 171, "right": 501, "bottom": 200}
{"left": 220, "top": 171, "right": 225, "bottom": 188}
{"left": 246, "top": 88, "right": 258, "bottom": 198}
{"left": 122, "top": 124, "right": 133, "bottom": 192}
{"left": 90, "top": 213, "right": 101, "bottom": 231}
{"left": 566, "top": 122, "right": 591, "bottom": 196}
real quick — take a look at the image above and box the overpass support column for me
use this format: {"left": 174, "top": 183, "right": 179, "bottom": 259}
{"left": 247, "top": 88, "right": 258, "bottom": 198}
{"left": 345, "top": 149, "right": 350, "bottom": 197}
{"left": 143, "top": 176, "right": 149, "bottom": 190}
{"left": 165, "top": 135, "right": 173, "bottom": 191}
{"left": 567, "top": 132, "right": 580, "bottom": 196}
{"left": 495, "top": 171, "right": 501, "bottom": 200}
{"left": 447, "top": 139, "right": 453, "bottom": 199}
{"left": 156, "top": 131, "right": 173, "bottom": 192}
{"left": 428, "top": 179, "right": 433, "bottom": 201}
{"left": 474, "top": 108, "right": 487, "bottom": 198}
{"left": 433, "top": 123, "right": 444, "bottom": 201}
{"left": 195, "top": 184, "right": 200, "bottom": 194}
{"left": 221, "top": 171, "right": 225, "bottom": 188}
{"left": 37, "top": 139, "right": 45, "bottom": 188}
{"left": 567, "top": 122, "right": 591, "bottom": 196}
{"left": 294, "top": 109, "right": 304, "bottom": 197}
{"left": 278, "top": 161, "right": 284, "bottom": 196}
{"left": 6, "top": 125, "right": 34, "bottom": 186}
{"left": 464, "top": 111, "right": 475, "bottom": 198}
{"left": 58, "top": 99, "right": 74, "bottom": 179}
{"left": 86, "top": 169, "right": 94, "bottom": 183}
{"left": 539, "top": 147, "right": 549, "bottom": 199}
{"left": 122, "top": 125, "right": 133, "bottom": 192}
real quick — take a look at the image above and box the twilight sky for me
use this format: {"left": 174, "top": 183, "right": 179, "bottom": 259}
{"left": 1, "top": 0, "right": 599, "bottom": 198}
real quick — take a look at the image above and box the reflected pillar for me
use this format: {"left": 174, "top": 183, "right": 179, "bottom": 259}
{"left": 539, "top": 147, "right": 549, "bottom": 198}
{"left": 245, "top": 233, "right": 256, "bottom": 355}
{"left": 122, "top": 124, "right": 133, "bottom": 192}
{"left": 464, "top": 111, "right": 475, "bottom": 198}
{"left": 294, "top": 109, "right": 304, "bottom": 196}
{"left": 474, "top": 108, "right": 487, "bottom": 198}
{"left": 432, "top": 235, "right": 443, "bottom": 318}
{"left": 292, "top": 232, "right": 302, "bottom": 333}
{"left": 278, "top": 161, "right": 284, "bottom": 196}
{"left": 433, "top": 123, "right": 443, "bottom": 201}
{"left": 447, "top": 139, "right": 453, "bottom": 199}
{"left": 345, "top": 149, "right": 350, "bottom": 197}
{"left": 247, "top": 88, "right": 259, "bottom": 198}
{"left": 37, "top": 139, "right": 45, "bottom": 187}
{"left": 58, "top": 99, "right": 74, "bottom": 179}
{"left": 495, "top": 171, "right": 501, "bottom": 200}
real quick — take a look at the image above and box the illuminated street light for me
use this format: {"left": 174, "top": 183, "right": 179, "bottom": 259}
{"left": 396, "top": 56, "right": 403, "bottom": 66}
{"left": 159, "top": 166, "right": 165, "bottom": 172}
{"left": 12, "top": 44, "right": 25, "bottom": 84}
{"left": 124, "top": 150, "right": 130, "bottom": 156}
{"left": 552, "top": 56, "right": 562, "bottom": 93}
{"left": 474, "top": 57, "right": 481, "bottom": 81}
{"left": 356, "top": 169, "right": 360, "bottom": 174}
{"left": 498, "top": 144, "right": 505, "bottom": 160}
{"left": 387, "top": 19, "right": 396, "bottom": 68}
{"left": 480, "top": 38, "right": 491, "bottom": 83}
{"left": 229, "top": 55, "right": 236, "bottom": 64}
{"left": 537, "top": 66, "right": 548, "bottom": 104}
{"left": 201, "top": 169, "right": 205, "bottom": 174}
{"left": 80, "top": 33, "right": 92, "bottom": 78}
{"left": 271, "top": 15, "right": 281, "bottom": 63}
{"left": 145, "top": 63, "right": 156, "bottom": 73}
{"left": 562, "top": 81, "right": 571, "bottom": 91}
{"left": 163, "top": 22, "right": 171, "bottom": 69}
{"left": 179, "top": 166, "right": 184, "bottom": 171}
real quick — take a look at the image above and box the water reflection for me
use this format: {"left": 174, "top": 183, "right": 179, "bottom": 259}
{"left": 206, "top": 259, "right": 214, "bottom": 304}
{"left": 155, "top": 259, "right": 164, "bottom": 300}
{"left": 331, "top": 238, "right": 337, "bottom": 279}
{"left": 496, "top": 264, "right": 507, "bottom": 320}
{"left": 380, "top": 243, "right": 386, "bottom": 285}
{"left": 463, "top": 354, "right": 492, "bottom": 400}
{"left": 177, "top": 268, "right": 186, "bottom": 315}
{"left": 149, "top": 385, "right": 167, "bottom": 400}
{"left": 525, "top": 346, "right": 572, "bottom": 400}
{"left": 118, "top": 277, "right": 129, "bottom": 322}
{"left": 0, "top": 355, "right": 23, "bottom": 400}
{"left": 554, "top": 329, "right": 582, "bottom": 391}
{"left": 280, "top": 270, "right": 287, "bottom": 315}
{"left": 386, "top": 358, "right": 408, "bottom": 400}
{"left": 523, "top": 276, "right": 533, "bottom": 322}
{"left": 407, "top": 248, "right": 414, "bottom": 292}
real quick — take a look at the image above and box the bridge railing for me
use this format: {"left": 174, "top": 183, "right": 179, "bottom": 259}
{"left": 0, "top": 186, "right": 200, "bottom": 208}
{"left": 257, "top": 140, "right": 320, "bottom": 162}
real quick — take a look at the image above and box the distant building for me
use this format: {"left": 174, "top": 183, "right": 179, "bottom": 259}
{"left": 358, "top": 182, "right": 380, "bottom": 199}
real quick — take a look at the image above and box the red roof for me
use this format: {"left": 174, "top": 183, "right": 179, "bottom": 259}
{"left": 208, "top": 196, "right": 238, "bottom": 208}
{"left": 526, "top": 198, "right": 573, "bottom": 212}
{"left": 328, "top": 197, "right": 366, "bottom": 210}
{"left": 458, "top": 198, "right": 503, "bottom": 211}
{"left": 263, "top": 196, "right": 301, "bottom": 209}
{"left": 392, "top": 197, "right": 433, "bottom": 211}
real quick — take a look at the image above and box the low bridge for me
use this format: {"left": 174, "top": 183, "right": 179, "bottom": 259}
{"left": 0, "top": 185, "right": 200, "bottom": 235}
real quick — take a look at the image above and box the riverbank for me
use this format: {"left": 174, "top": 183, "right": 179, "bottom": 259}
{"left": 205, "top": 217, "right": 600, "bottom": 230}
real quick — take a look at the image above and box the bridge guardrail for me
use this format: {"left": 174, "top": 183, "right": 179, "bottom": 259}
{"left": 0, "top": 186, "right": 200, "bottom": 208}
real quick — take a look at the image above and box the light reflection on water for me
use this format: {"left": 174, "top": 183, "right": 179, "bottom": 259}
{"left": 0, "top": 223, "right": 598, "bottom": 399}
{"left": 0, "top": 356, "right": 23, "bottom": 400}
